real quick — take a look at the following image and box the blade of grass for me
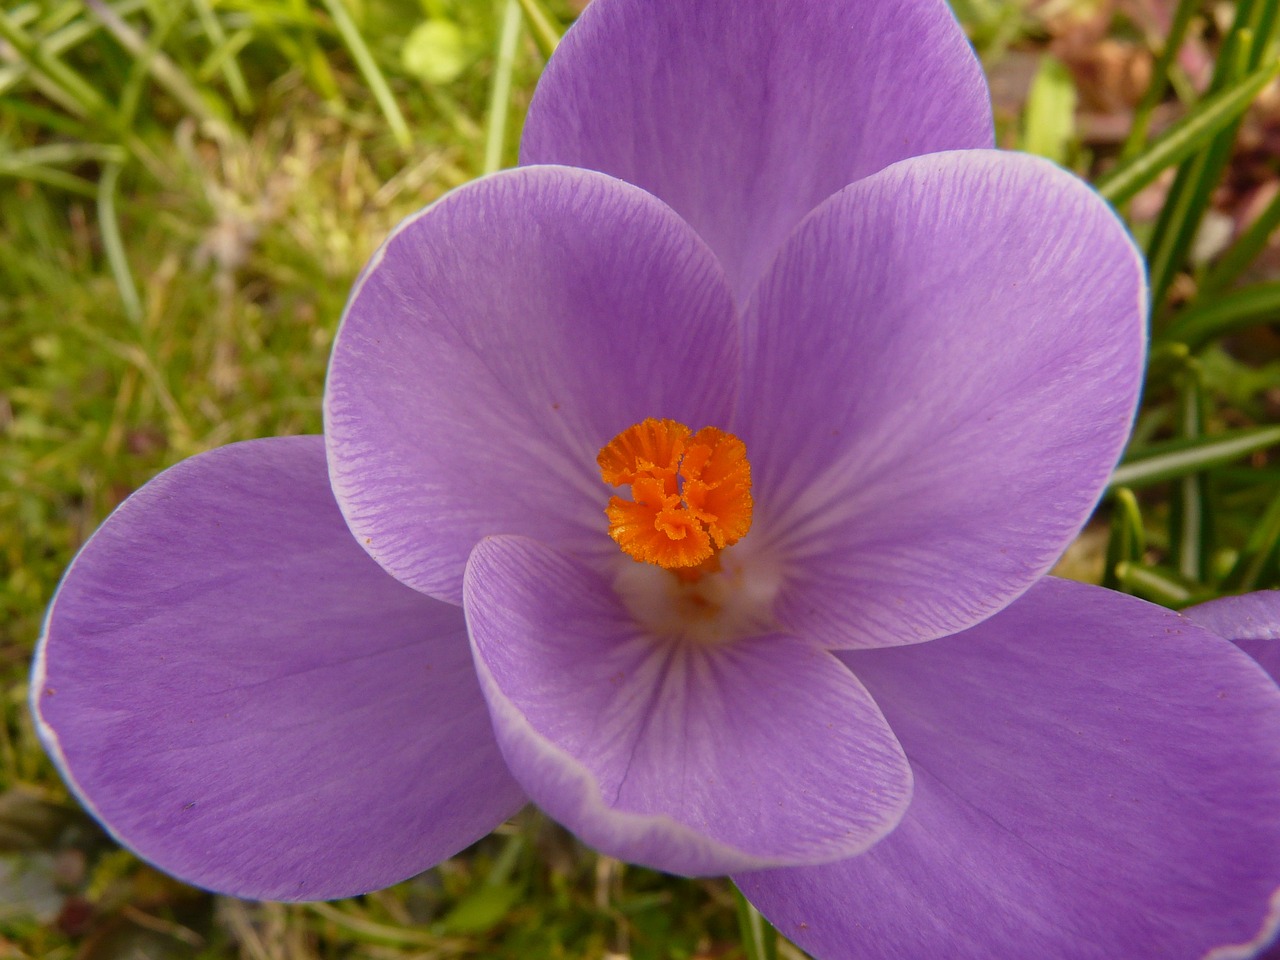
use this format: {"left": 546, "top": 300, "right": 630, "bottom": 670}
{"left": 83, "top": 0, "right": 234, "bottom": 137}
{"left": 0, "top": 0, "right": 148, "bottom": 96}
{"left": 114, "top": 0, "right": 185, "bottom": 134}
{"left": 1146, "top": 0, "right": 1279, "bottom": 308}
{"left": 1021, "top": 54, "right": 1076, "bottom": 163}
{"left": 1096, "top": 58, "right": 1280, "bottom": 206}
{"left": 0, "top": 142, "right": 128, "bottom": 166}
{"left": 1200, "top": 186, "right": 1280, "bottom": 297}
{"left": 1224, "top": 484, "right": 1280, "bottom": 591}
{"left": 96, "top": 160, "right": 142, "bottom": 323}
{"left": 190, "top": 0, "right": 252, "bottom": 113}
{"left": 1109, "top": 425, "right": 1280, "bottom": 490}
{"left": 1170, "top": 376, "right": 1209, "bottom": 582}
{"left": 1114, "top": 561, "right": 1199, "bottom": 606}
{"left": 306, "top": 902, "right": 447, "bottom": 947}
{"left": 318, "top": 0, "right": 412, "bottom": 150}
{"left": 734, "top": 886, "right": 778, "bottom": 960}
{"left": 289, "top": 0, "right": 343, "bottom": 102}
{"left": 1103, "top": 487, "right": 1146, "bottom": 591}
{"left": 515, "top": 0, "right": 561, "bottom": 58}
{"left": 0, "top": 9, "right": 170, "bottom": 179}
{"left": 1158, "top": 280, "right": 1280, "bottom": 349}
{"left": 1118, "top": 0, "right": 1199, "bottom": 161}
{"left": 230, "top": 0, "right": 342, "bottom": 101}
{"left": 483, "top": 0, "right": 523, "bottom": 174}
{"left": 0, "top": 164, "right": 97, "bottom": 197}
{"left": 0, "top": 7, "right": 114, "bottom": 118}
{"left": 196, "top": 28, "right": 256, "bottom": 95}
{"left": 0, "top": 141, "right": 125, "bottom": 196}
{"left": 0, "top": 94, "right": 98, "bottom": 138}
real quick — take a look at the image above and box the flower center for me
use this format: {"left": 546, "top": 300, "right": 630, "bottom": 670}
{"left": 597, "top": 418, "right": 753, "bottom": 573}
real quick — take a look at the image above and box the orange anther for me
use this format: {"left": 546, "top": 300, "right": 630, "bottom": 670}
{"left": 597, "top": 418, "right": 753, "bottom": 570}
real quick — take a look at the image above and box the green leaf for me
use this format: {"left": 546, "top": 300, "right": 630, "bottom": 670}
{"left": 1224, "top": 484, "right": 1280, "bottom": 590}
{"left": 482, "top": 0, "right": 523, "bottom": 174}
{"left": 1200, "top": 187, "right": 1280, "bottom": 296}
{"left": 515, "top": 0, "right": 562, "bottom": 57}
{"left": 437, "top": 883, "right": 523, "bottom": 934}
{"left": 1169, "top": 376, "right": 1210, "bottom": 581}
{"left": 1119, "top": 0, "right": 1199, "bottom": 161}
{"left": 307, "top": 902, "right": 442, "bottom": 945}
{"left": 97, "top": 161, "right": 141, "bottom": 324}
{"left": 1109, "top": 425, "right": 1280, "bottom": 490}
{"left": 1096, "top": 58, "right": 1280, "bottom": 205}
{"left": 1103, "top": 487, "right": 1146, "bottom": 591}
{"left": 1021, "top": 55, "right": 1076, "bottom": 164}
{"left": 734, "top": 885, "right": 779, "bottom": 960}
{"left": 319, "top": 0, "right": 412, "bottom": 150}
{"left": 1144, "top": 0, "right": 1280, "bottom": 307}
{"left": 402, "top": 19, "right": 470, "bottom": 85}
{"left": 1159, "top": 280, "right": 1280, "bottom": 350}
{"left": 1114, "top": 561, "right": 1200, "bottom": 606}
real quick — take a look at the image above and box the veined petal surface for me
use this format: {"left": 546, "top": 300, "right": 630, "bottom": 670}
{"left": 464, "top": 536, "right": 912, "bottom": 877}
{"left": 326, "top": 166, "right": 738, "bottom": 603}
{"left": 739, "top": 151, "right": 1147, "bottom": 649}
{"left": 521, "top": 0, "right": 993, "bottom": 302}
{"left": 1186, "top": 591, "right": 1280, "bottom": 683}
{"left": 736, "top": 579, "right": 1280, "bottom": 960}
{"left": 33, "top": 437, "right": 525, "bottom": 900}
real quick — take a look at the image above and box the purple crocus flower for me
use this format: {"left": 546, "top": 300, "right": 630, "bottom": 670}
{"left": 1182, "top": 591, "right": 1280, "bottom": 960}
{"left": 1188, "top": 591, "right": 1280, "bottom": 687}
{"left": 31, "top": 0, "right": 1280, "bottom": 957}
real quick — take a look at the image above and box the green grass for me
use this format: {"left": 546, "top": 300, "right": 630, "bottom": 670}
{"left": 2, "top": 0, "right": 1278, "bottom": 956}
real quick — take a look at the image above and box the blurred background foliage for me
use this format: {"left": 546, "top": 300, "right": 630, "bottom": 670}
{"left": 1, "top": 0, "right": 1278, "bottom": 956}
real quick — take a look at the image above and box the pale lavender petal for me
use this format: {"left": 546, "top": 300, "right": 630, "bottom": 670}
{"left": 522, "top": 0, "right": 993, "bottom": 302}
{"left": 463, "top": 536, "right": 912, "bottom": 877}
{"left": 325, "top": 166, "right": 738, "bottom": 603}
{"left": 738, "top": 151, "right": 1146, "bottom": 649}
{"left": 32, "top": 437, "right": 525, "bottom": 900}
{"left": 1186, "top": 591, "right": 1280, "bottom": 684}
{"left": 736, "top": 579, "right": 1280, "bottom": 960}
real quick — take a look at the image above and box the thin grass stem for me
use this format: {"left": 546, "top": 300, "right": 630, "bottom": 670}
{"left": 483, "top": 0, "right": 523, "bottom": 174}
{"left": 515, "top": 0, "right": 561, "bottom": 57}
{"left": 83, "top": 0, "right": 234, "bottom": 138}
{"left": 190, "top": 0, "right": 253, "bottom": 112}
{"left": 1109, "top": 425, "right": 1280, "bottom": 489}
{"left": 1158, "top": 280, "right": 1280, "bottom": 349}
{"left": 1200, "top": 187, "right": 1280, "bottom": 296}
{"left": 1119, "top": 0, "right": 1199, "bottom": 160}
{"left": 96, "top": 160, "right": 142, "bottom": 323}
{"left": 319, "top": 0, "right": 412, "bottom": 150}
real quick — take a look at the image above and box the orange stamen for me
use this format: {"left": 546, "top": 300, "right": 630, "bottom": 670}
{"left": 597, "top": 418, "right": 753, "bottom": 570}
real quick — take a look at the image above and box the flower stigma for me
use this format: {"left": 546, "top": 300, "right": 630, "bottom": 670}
{"left": 599, "top": 419, "right": 775, "bottom": 644}
{"left": 598, "top": 418, "right": 753, "bottom": 573}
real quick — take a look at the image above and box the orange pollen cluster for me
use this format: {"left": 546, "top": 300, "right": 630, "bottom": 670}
{"left": 597, "top": 418, "right": 753, "bottom": 571}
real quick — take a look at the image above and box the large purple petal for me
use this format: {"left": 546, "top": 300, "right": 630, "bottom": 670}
{"left": 325, "top": 166, "right": 738, "bottom": 603}
{"left": 521, "top": 0, "right": 993, "bottom": 302}
{"left": 464, "top": 536, "right": 912, "bottom": 877}
{"left": 1186, "top": 591, "right": 1280, "bottom": 684}
{"left": 32, "top": 437, "right": 525, "bottom": 901}
{"left": 736, "top": 579, "right": 1280, "bottom": 960}
{"left": 738, "top": 151, "right": 1147, "bottom": 649}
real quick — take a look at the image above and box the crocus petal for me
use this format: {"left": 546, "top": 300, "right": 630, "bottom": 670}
{"left": 1186, "top": 591, "right": 1280, "bottom": 684}
{"left": 464, "top": 536, "right": 912, "bottom": 877}
{"left": 736, "top": 579, "right": 1280, "bottom": 960}
{"left": 32, "top": 437, "right": 525, "bottom": 901}
{"left": 521, "top": 0, "right": 993, "bottom": 302}
{"left": 326, "top": 166, "right": 738, "bottom": 603}
{"left": 739, "top": 151, "right": 1146, "bottom": 649}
